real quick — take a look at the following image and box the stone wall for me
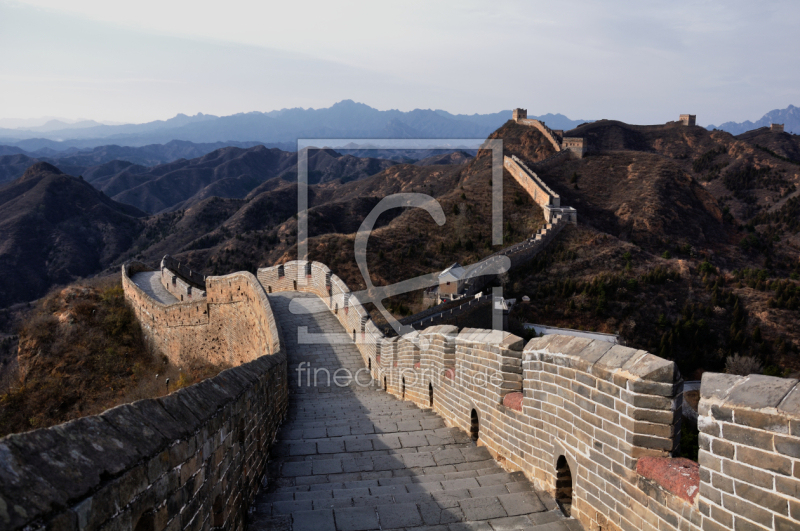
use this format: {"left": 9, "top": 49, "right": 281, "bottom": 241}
{"left": 771, "top": 124, "right": 785, "bottom": 133}
{"left": 160, "top": 266, "right": 205, "bottom": 302}
{"left": 0, "top": 264, "right": 287, "bottom": 531}
{"left": 162, "top": 255, "right": 207, "bottom": 288}
{"left": 504, "top": 155, "right": 560, "bottom": 208}
{"left": 697, "top": 374, "right": 800, "bottom": 530}
{"left": 124, "top": 263, "right": 279, "bottom": 367}
{"left": 264, "top": 260, "right": 800, "bottom": 531}
{"left": 514, "top": 118, "right": 564, "bottom": 152}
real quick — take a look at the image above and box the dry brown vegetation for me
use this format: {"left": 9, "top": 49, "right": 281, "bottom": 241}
{"left": 0, "top": 281, "right": 228, "bottom": 437}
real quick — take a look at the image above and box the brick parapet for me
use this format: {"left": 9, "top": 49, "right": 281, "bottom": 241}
{"left": 123, "top": 262, "right": 280, "bottom": 367}
{"left": 0, "top": 264, "right": 287, "bottom": 531}
{"left": 161, "top": 254, "right": 206, "bottom": 288}
{"left": 504, "top": 155, "right": 560, "bottom": 208}
{"left": 696, "top": 373, "right": 800, "bottom": 530}
{"left": 514, "top": 118, "right": 564, "bottom": 152}
{"left": 160, "top": 266, "right": 205, "bottom": 302}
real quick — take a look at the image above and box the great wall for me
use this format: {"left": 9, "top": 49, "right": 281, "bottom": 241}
{"left": 1, "top": 111, "right": 799, "bottom": 531}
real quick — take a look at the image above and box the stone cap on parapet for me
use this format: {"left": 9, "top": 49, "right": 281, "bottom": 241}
{"left": 0, "top": 350, "right": 286, "bottom": 530}
{"left": 524, "top": 334, "right": 679, "bottom": 387}
{"left": 418, "top": 325, "right": 459, "bottom": 339}
{"left": 456, "top": 328, "right": 524, "bottom": 351}
{"left": 700, "top": 372, "right": 800, "bottom": 421}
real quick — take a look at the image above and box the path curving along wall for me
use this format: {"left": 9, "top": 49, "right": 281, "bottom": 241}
{"left": 262, "top": 259, "right": 800, "bottom": 531}
{"left": 0, "top": 263, "right": 287, "bottom": 531}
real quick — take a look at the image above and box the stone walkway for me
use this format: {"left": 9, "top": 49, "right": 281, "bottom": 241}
{"left": 130, "top": 271, "right": 178, "bottom": 305}
{"left": 249, "top": 292, "right": 581, "bottom": 531}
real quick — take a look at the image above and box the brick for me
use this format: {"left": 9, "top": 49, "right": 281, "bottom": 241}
{"left": 738, "top": 446, "right": 793, "bottom": 476}
{"left": 722, "top": 492, "right": 773, "bottom": 527}
{"left": 735, "top": 481, "right": 789, "bottom": 515}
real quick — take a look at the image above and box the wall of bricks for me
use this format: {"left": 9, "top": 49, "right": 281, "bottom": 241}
{"left": 503, "top": 155, "right": 560, "bottom": 208}
{"left": 124, "top": 262, "right": 280, "bottom": 367}
{"left": 0, "top": 263, "right": 287, "bottom": 531}
{"left": 160, "top": 266, "right": 204, "bottom": 302}
{"left": 514, "top": 117, "right": 564, "bottom": 151}
{"left": 263, "top": 259, "right": 800, "bottom": 530}
{"left": 697, "top": 373, "right": 800, "bottom": 530}
{"left": 161, "top": 255, "right": 208, "bottom": 287}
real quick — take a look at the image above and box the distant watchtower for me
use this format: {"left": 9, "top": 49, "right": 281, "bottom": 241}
{"left": 513, "top": 108, "right": 528, "bottom": 122}
{"left": 562, "top": 137, "right": 586, "bottom": 159}
{"left": 771, "top": 123, "right": 785, "bottom": 133}
{"left": 679, "top": 114, "right": 696, "bottom": 126}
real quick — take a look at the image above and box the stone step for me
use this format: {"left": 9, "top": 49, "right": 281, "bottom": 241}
{"left": 247, "top": 500, "right": 574, "bottom": 530}
{"left": 259, "top": 474, "right": 536, "bottom": 509}
{"left": 267, "top": 469, "right": 526, "bottom": 496}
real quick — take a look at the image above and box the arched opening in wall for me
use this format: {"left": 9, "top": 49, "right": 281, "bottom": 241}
{"left": 134, "top": 512, "right": 154, "bottom": 531}
{"left": 368, "top": 358, "right": 371, "bottom": 371}
{"left": 268, "top": 286, "right": 272, "bottom": 293}
{"left": 293, "top": 280, "right": 297, "bottom": 290}
{"left": 555, "top": 455, "right": 573, "bottom": 517}
{"left": 429, "top": 383, "right": 434, "bottom": 407}
{"left": 212, "top": 495, "right": 224, "bottom": 528}
{"left": 402, "top": 377, "right": 406, "bottom": 399}
{"left": 470, "top": 409, "right": 479, "bottom": 441}
{"left": 384, "top": 376, "right": 387, "bottom": 390}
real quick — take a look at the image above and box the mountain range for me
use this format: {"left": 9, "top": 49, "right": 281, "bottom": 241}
{"left": 0, "top": 100, "right": 588, "bottom": 149}
{"left": 708, "top": 104, "right": 800, "bottom": 135}
{"left": 0, "top": 144, "right": 459, "bottom": 214}
{"left": 2, "top": 119, "right": 800, "bottom": 378}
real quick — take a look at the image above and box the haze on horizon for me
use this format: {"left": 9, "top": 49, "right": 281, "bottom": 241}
{"left": 1, "top": 0, "right": 798, "bottom": 127}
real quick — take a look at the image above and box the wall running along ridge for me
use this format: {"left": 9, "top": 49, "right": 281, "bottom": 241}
{"left": 261, "top": 260, "right": 800, "bottom": 531}
{"left": 515, "top": 118, "right": 564, "bottom": 152}
{"left": 0, "top": 262, "right": 287, "bottom": 531}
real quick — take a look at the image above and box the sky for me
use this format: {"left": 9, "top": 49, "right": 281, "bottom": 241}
{"left": 1, "top": 0, "right": 799, "bottom": 126}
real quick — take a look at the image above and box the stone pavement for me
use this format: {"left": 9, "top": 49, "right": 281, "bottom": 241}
{"left": 130, "top": 271, "right": 178, "bottom": 304}
{"left": 249, "top": 292, "right": 582, "bottom": 531}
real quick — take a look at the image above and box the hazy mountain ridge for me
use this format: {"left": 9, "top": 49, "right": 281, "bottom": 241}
{"left": 708, "top": 104, "right": 800, "bottom": 135}
{"left": 0, "top": 101, "right": 590, "bottom": 149}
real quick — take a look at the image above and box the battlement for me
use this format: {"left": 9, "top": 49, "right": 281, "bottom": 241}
{"left": 513, "top": 107, "right": 528, "bottom": 121}
{"left": 771, "top": 123, "right": 785, "bottom": 132}
{"left": 680, "top": 114, "right": 697, "bottom": 126}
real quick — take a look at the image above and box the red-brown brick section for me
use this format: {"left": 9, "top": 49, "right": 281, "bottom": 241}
{"left": 637, "top": 457, "right": 700, "bottom": 503}
{"left": 503, "top": 391, "right": 523, "bottom": 412}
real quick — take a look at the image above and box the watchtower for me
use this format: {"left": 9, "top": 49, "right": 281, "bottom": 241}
{"left": 562, "top": 137, "right": 586, "bottom": 158}
{"left": 512, "top": 108, "right": 528, "bottom": 122}
{"left": 771, "top": 123, "right": 785, "bottom": 133}
{"left": 679, "top": 114, "right": 696, "bottom": 126}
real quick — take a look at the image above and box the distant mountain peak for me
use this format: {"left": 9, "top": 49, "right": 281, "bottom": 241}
{"left": 707, "top": 104, "right": 799, "bottom": 135}
{"left": 22, "top": 161, "right": 62, "bottom": 179}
